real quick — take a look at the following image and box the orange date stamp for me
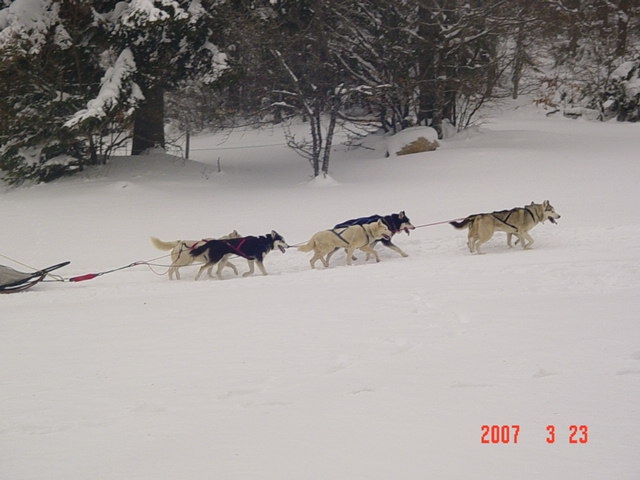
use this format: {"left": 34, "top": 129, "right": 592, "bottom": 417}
{"left": 481, "top": 425, "right": 589, "bottom": 444}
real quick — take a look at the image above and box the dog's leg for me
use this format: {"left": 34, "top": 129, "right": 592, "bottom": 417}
{"left": 382, "top": 239, "right": 408, "bottom": 257}
{"left": 255, "top": 261, "right": 268, "bottom": 276}
{"left": 386, "top": 243, "right": 408, "bottom": 257}
{"left": 215, "top": 261, "right": 225, "bottom": 279}
{"left": 169, "top": 252, "right": 180, "bottom": 280}
{"left": 310, "top": 251, "right": 327, "bottom": 268}
{"left": 325, "top": 247, "right": 340, "bottom": 265}
{"left": 467, "top": 233, "right": 475, "bottom": 253}
{"left": 506, "top": 233, "right": 514, "bottom": 248}
{"left": 168, "top": 252, "right": 180, "bottom": 280}
{"left": 195, "top": 263, "right": 210, "bottom": 280}
{"left": 360, "top": 245, "right": 381, "bottom": 263}
{"left": 346, "top": 246, "right": 357, "bottom": 265}
{"left": 468, "top": 232, "right": 483, "bottom": 254}
{"left": 206, "top": 264, "right": 216, "bottom": 278}
{"left": 225, "top": 259, "right": 239, "bottom": 275}
{"left": 215, "top": 256, "right": 238, "bottom": 279}
{"left": 521, "top": 232, "right": 534, "bottom": 249}
{"left": 168, "top": 257, "right": 183, "bottom": 280}
{"left": 242, "top": 260, "right": 256, "bottom": 277}
{"left": 474, "top": 238, "right": 487, "bottom": 254}
{"left": 474, "top": 235, "right": 491, "bottom": 254}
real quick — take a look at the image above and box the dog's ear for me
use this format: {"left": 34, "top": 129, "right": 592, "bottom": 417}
{"left": 399, "top": 211, "right": 406, "bottom": 218}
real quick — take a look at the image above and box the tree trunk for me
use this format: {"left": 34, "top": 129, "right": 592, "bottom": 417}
{"left": 131, "top": 84, "right": 165, "bottom": 155}
{"left": 321, "top": 108, "right": 338, "bottom": 176}
{"left": 615, "top": 0, "right": 630, "bottom": 57}
{"left": 512, "top": 23, "right": 527, "bottom": 99}
{"left": 309, "top": 105, "right": 322, "bottom": 177}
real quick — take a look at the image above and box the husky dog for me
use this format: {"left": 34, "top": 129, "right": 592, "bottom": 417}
{"left": 298, "top": 220, "right": 393, "bottom": 268}
{"left": 189, "top": 231, "right": 289, "bottom": 280}
{"left": 450, "top": 200, "right": 561, "bottom": 254}
{"left": 150, "top": 231, "right": 241, "bottom": 280}
{"left": 330, "top": 211, "right": 415, "bottom": 260}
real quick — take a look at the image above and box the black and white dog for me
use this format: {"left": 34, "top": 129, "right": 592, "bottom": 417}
{"left": 328, "top": 211, "right": 415, "bottom": 262}
{"left": 190, "top": 231, "right": 289, "bottom": 280}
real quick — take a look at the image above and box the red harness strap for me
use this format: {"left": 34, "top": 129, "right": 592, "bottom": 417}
{"left": 187, "top": 242, "right": 201, "bottom": 250}
{"left": 226, "top": 238, "right": 249, "bottom": 258}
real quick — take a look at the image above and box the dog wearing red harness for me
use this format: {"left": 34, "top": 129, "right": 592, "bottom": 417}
{"left": 150, "top": 231, "right": 241, "bottom": 280}
{"left": 189, "top": 231, "right": 289, "bottom": 280}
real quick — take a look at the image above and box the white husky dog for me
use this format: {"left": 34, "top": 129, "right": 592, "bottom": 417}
{"left": 150, "top": 230, "right": 241, "bottom": 280}
{"left": 450, "top": 200, "right": 561, "bottom": 254}
{"left": 298, "top": 220, "right": 392, "bottom": 268}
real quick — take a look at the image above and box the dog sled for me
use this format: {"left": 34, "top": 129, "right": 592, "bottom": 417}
{"left": 0, "top": 261, "right": 70, "bottom": 294}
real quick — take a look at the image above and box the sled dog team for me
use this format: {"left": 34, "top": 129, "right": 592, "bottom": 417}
{"left": 151, "top": 201, "right": 561, "bottom": 280}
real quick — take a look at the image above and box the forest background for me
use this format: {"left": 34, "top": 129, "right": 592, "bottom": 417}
{"left": 1, "top": 0, "right": 638, "bottom": 183}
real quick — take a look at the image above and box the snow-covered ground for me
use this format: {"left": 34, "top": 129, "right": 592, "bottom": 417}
{"left": 2, "top": 103, "right": 639, "bottom": 479}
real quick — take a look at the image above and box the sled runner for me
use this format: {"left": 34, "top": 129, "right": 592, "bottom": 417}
{"left": 0, "top": 261, "right": 70, "bottom": 294}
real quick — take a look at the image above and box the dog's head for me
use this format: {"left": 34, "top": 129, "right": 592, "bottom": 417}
{"left": 373, "top": 220, "right": 393, "bottom": 241}
{"left": 536, "top": 200, "right": 561, "bottom": 224}
{"left": 395, "top": 211, "right": 415, "bottom": 235}
{"left": 269, "top": 230, "right": 289, "bottom": 253}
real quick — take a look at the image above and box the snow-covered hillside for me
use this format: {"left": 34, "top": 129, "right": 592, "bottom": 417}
{"left": 2, "top": 103, "right": 639, "bottom": 479}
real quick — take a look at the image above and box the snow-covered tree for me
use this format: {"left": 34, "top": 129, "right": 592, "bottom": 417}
{"left": 267, "top": 0, "right": 372, "bottom": 177}
{"left": 89, "top": 0, "right": 227, "bottom": 155}
{"left": 0, "top": 0, "right": 105, "bottom": 183}
{"left": 0, "top": 0, "right": 228, "bottom": 184}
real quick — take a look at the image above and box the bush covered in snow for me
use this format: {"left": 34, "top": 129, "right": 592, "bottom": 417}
{"left": 601, "top": 60, "right": 640, "bottom": 121}
{"left": 534, "top": 58, "right": 640, "bottom": 122}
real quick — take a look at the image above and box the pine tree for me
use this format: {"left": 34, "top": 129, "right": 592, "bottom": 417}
{"left": 0, "top": 0, "right": 228, "bottom": 185}
{"left": 90, "top": 0, "right": 228, "bottom": 155}
{"left": 0, "top": 0, "right": 104, "bottom": 183}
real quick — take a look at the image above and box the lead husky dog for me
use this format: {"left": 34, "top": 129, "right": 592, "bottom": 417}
{"left": 450, "top": 200, "right": 561, "bottom": 254}
{"left": 330, "top": 211, "right": 415, "bottom": 260}
{"left": 151, "top": 231, "right": 241, "bottom": 280}
{"left": 189, "top": 231, "right": 288, "bottom": 280}
{"left": 298, "top": 220, "right": 392, "bottom": 268}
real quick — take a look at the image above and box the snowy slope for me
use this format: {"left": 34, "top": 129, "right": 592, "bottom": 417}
{"left": 2, "top": 103, "right": 639, "bottom": 480}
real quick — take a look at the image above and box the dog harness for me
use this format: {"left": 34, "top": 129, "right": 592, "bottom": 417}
{"left": 336, "top": 215, "right": 400, "bottom": 234}
{"left": 176, "top": 240, "right": 209, "bottom": 258}
{"left": 224, "top": 238, "right": 251, "bottom": 259}
{"left": 523, "top": 206, "right": 539, "bottom": 222}
{"left": 491, "top": 210, "right": 519, "bottom": 230}
{"left": 330, "top": 225, "right": 371, "bottom": 246}
{"left": 330, "top": 228, "right": 350, "bottom": 245}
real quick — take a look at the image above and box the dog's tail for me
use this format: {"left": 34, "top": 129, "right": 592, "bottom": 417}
{"left": 297, "top": 240, "right": 315, "bottom": 253}
{"left": 189, "top": 242, "right": 210, "bottom": 258}
{"left": 449, "top": 217, "right": 473, "bottom": 229}
{"left": 150, "top": 237, "right": 180, "bottom": 251}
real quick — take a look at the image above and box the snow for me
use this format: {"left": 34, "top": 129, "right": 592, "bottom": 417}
{"left": 119, "top": 0, "right": 190, "bottom": 26}
{"left": 0, "top": 0, "right": 64, "bottom": 54}
{"left": 64, "top": 48, "right": 142, "bottom": 129}
{"left": 2, "top": 103, "right": 640, "bottom": 479}
{"left": 385, "top": 126, "right": 439, "bottom": 156}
